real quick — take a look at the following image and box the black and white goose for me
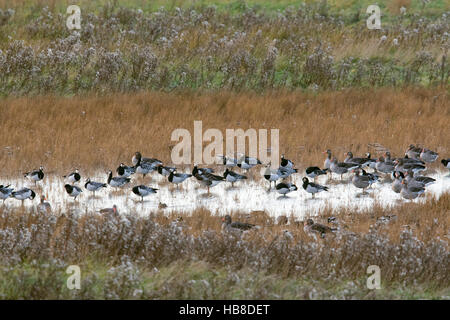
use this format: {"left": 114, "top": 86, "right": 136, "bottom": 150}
{"left": 192, "top": 165, "right": 214, "bottom": 179}
{"left": 132, "top": 152, "right": 162, "bottom": 168}
{"left": 85, "top": 178, "right": 107, "bottom": 196}
{"left": 280, "top": 154, "right": 294, "bottom": 169}
{"left": 107, "top": 170, "right": 131, "bottom": 188}
{"left": 218, "top": 155, "right": 238, "bottom": 167}
{"left": 196, "top": 171, "right": 225, "bottom": 194}
{"left": 157, "top": 165, "right": 176, "bottom": 177}
{"left": 132, "top": 185, "right": 158, "bottom": 202}
{"left": 64, "top": 184, "right": 82, "bottom": 200}
{"left": 263, "top": 164, "right": 281, "bottom": 190}
{"left": 305, "top": 166, "right": 328, "bottom": 182}
{"left": 135, "top": 157, "right": 156, "bottom": 178}
{"left": 237, "top": 155, "right": 262, "bottom": 171}
{"left": 302, "top": 177, "right": 328, "bottom": 199}
{"left": 361, "top": 169, "right": 379, "bottom": 187}
{"left": 11, "top": 188, "right": 36, "bottom": 203}
{"left": 63, "top": 169, "right": 81, "bottom": 183}
{"left": 24, "top": 166, "right": 44, "bottom": 185}
{"left": 442, "top": 159, "right": 450, "bottom": 173}
{"left": 365, "top": 152, "right": 377, "bottom": 170}
{"left": 0, "top": 184, "right": 14, "bottom": 202}
{"left": 168, "top": 170, "right": 192, "bottom": 187}
{"left": 116, "top": 163, "right": 136, "bottom": 178}
{"left": 277, "top": 166, "right": 298, "bottom": 180}
{"left": 223, "top": 168, "right": 247, "bottom": 187}
{"left": 275, "top": 182, "right": 297, "bottom": 196}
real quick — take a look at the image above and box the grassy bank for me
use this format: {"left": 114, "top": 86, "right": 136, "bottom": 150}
{"left": 0, "top": 88, "right": 448, "bottom": 174}
{"left": 0, "top": 1, "right": 448, "bottom": 95}
{"left": 0, "top": 192, "right": 449, "bottom": 299}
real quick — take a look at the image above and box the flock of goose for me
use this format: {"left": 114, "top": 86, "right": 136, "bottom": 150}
{"left": 0, "top": 146, "right": 449, "bottom": 217}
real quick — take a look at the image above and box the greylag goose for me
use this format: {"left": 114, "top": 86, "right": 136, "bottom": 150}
{"left": 391, "top": 171, "right": 404, "bottom": 193}
{"left": 351, "top": 169, "right": 370, "bottom": 193}
{"left": 302, "top": 177, "right": 328, "bottom": 199}
{"left": 375, "top": 156, "right": 395, "bottom": 174}
{"left": 405, "top": 145, "right": 422, "bottom": 159}
{"left": 420, "top": 148, "right": 439, "bottom": 163}
{"left": 303, "top": 218, "right": 337, "bottom": 239}
{"left": 37, "top": 195, "right": 51, "bottom": 213}
{"left": 330, "top": 157, "right": 359, "bottom": 179}
{"left": 394, "top": 159, "right": 426, "bottom": 175}
{"left": 222, "top": 215, "right": 255, "bottom": 231}
{"left": 404, "top": 170, "right": 435, "bottom": 187}
{"left": 344, "top": 152, "right": 370, "bottom": 166}
{"left": 132, "top": 152, "right": 162, "bottom": 167}
{"left": 400, "top": 180, "right": 425, "bottom": 200}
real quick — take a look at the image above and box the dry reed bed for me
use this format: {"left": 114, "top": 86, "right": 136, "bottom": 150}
{"left": 0, "top": 88, "right": 449, "bottom": 176}
{"left": 0, "top": 192, "right": 448, "bottom": 290}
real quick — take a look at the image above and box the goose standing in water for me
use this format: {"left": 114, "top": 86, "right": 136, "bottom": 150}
{"left": 37, "top": 195, "right": 51, "bottom": 214}
{"left": 11, "top": 188, "right": 36, "bottom": 204}
{"left": 193, "top": 167, "right": 224, "bottom": 195}
{"left": 237, "top": 155, "right": 262, "bottom": 171}
{"left": 157, "top": 165, "right": 176, "bottom": 177}
{"left": 135, "top": 157, "right": 157, "bottom": 178}
{"left": 404, "top": 170, "right": 435, "bottom": 188}
{"left": 132, "top": 152, "right": 162, "bottom": 168}
{"left": 375, "top": 156, "right": 395, "bottom": 174}
{"left": 107, "top": 170, "right": 131, "bottom": 188}
{"left": 85, "top": 178, "right": 107, "bottom": 197}
{"left": 63, "top": 169, "right": 81, "bottom": 183}
{"left": 275, "top": 182, "right": 297, "bottom": 196}
{"left": 263, "top": 164, "right": 280, "bottom": 190}
{"left": 222, "top": 215, "right": 255, "bottom": 231}
{"left": 24, "top": 166, "right": 44, "bottom": 185}
{"left": 64, "top": 184, "right": 82, "bottom": 200}
{"left": 391, "top": 171, "right": 404, "bottom": 194}
{"left": 116, "top": 163, "right": 136, "bottom": 178}
{"left": 0, "top": 185, "right": 14, "bottom": 203}
{"left": 302, "top": 177, "right": 328, "bottom": 199}
{"left": 351, "top": 169, "right": 370, "bottom": 194}
{"left": 323, "top": 150, "right": 333, "bottom": 177}
{"left": 168, "top": 170, "right": 192, "bottom": 188}
{"left": 132, "top": 185, "right": 158, "bottom": 202}
{"left": 305, "top": 166, "right": 328, "bottom": 182}
{"left": 223, "top": 168, "right": 247, "bottom": 187}
{"left": 330, "top": 157, "right": 359, "bottom": 180}
{"left": 280, "top": 154, "right": 294, "bottom": 169}
{"left": 400, "top": 180, "right": 425, "bottom": 201}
